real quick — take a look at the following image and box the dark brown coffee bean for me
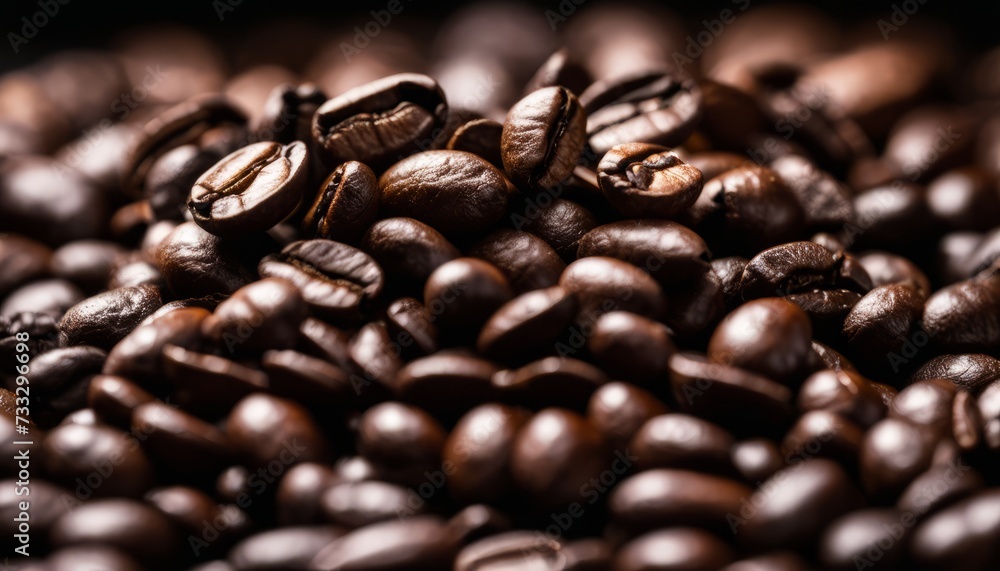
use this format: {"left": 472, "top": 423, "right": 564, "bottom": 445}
{"left": 587, "top": 382, "right": 668, "bottom": 452}
{"left": 262, "top": 349, "right": 357, "bottom": 409}
{"left": 380, "top": 150, "right": 510, "bottom": 235}
{"left": 631, "top": 413, "right": 735, "bottom": 474}
{"left": 850, "top": 183, "right": 933, "bottom": 251}
{"left": 50, "top": 499, "right": 180, "bottom": 565}
{"left": 785, "top": 289, "right": 862, "bottom": 342}
{"left": 707, "top": 298, "right": 813, "bottom": 385}
{"left": 395, "top": 351, "right": 498, "bottom": 413}
{"left": 446, "top": 118, "right": 504, "bottom": 170}
{"left": 227, "top": 393, "right": 329, "bottom": 469}
{"left": 477, "top": 286, "right": 578, "bottom": 363}
{"left": 811, "top": 340, "right": 859, "bottom": 374}
{"left": 202, "top": 278, "right": 307, "bottom": 353}
{"left": 42, "top": 422, "right": 154, "bottom": 497}
{"left": 357, "top": 402, "right": 447, "bottom": 487}
{"left": 50, "top": 240, "right": 124, "bottom": 293}
{"left": 770, "top": 155, "right": 854, "bottom": 230}
{"left": 58, "top": 285, "right": 162, "bottom": 350}
{"left": 156, "top": 222, "right": 275, "bottom": 299}
{"left": 87, "top": 375, "right": 156, "bottom": 428}
{"left": 385, "top": 297, "right": 438, "bottom": 357}
{"left": 581, "top": 71, "right": 702, "bottom": 155}
{"left": 927, "top": 166, "right": 1000, "bottom": 231}
{"left": 978, "top": 381, "right": 1000, "bottom": 450}
{"left": 889, "top": 379, "right": 958, "bottom": 440}
{"left": 577, "top": 220, "right": 711, "bottom": 286}
{"left": 597, "top": 143, "right": 703, "bottom": 218}
{"left": 259, "top": 239, "right": 384, "bottom": 324}
{"left": 609, "top": 469, "right": 752, "bottom": 535}
{"left": 162, "top": 345, "right": 269, "bottom": 413}
{"left": 587, "top": 311, "right": 674, "bottom": 383}
{"left": 443, "top": 403, "right": 531, "bottom": 504}
{"left": 781, "top": 410, "right": 864, "bottom": 468}
{"left": 819, "top": 508, "right": 909, "bottom": 571}
{"left": 454, "top": 530, "right": 565, "bottom": 571}
{"left": 446, "top": 504, "right": 513, "bottom": 546}
{"left": 524, "top": 48, "right": 591, "bottom": 96}
{"left": 231, "top": 526, "right": 346, "bottom": 571}
{"left": 468, "top": 229, "right": 566, "bottom": 294}
{"left": 712, "top": 256, "right": 750, "bottom": 309}
{"left": 909, "top": 489, "right": 1000, "bottom": 570}
{"left": 514, "top": 198, "right": 598, "bottom": 262}
{"left": 132, "top": 401, "right": 233, "bottom": 471}
{"left": 424, "top": 258, "right": 513, "bottom": 339}
{"left": 511, "top": 408, "right": 608, "bottom": 507}
{"left": 614, "top": 528, "right": 735, "bottom": 571}
{"left": 321, "top": 480, "right": 422, "bottom": 528}
{"left": 1, "top": 279, "right": 85, "bottom": 319}
{"left": 560, "top": 257, "right": 665, "bottom": 321}
{"left": 493, "top": 357, "right": 609, "bottom": 411}
{"left": 662, "top": 268, "right": 727, "bottom": 339}
{"left": 857, "top": 251, "right": 932, "bottom": 297}
{"left": 860, "top": 418, "right": 936, "bottom": 500}
{"left": 685, "top": 152, "right": 748, "bottom": 182}
{"left": 798, "top": 369, "right": 886, "bottom": 428}
{"left": 911, "top": 354, "right": 1000, "bottom": 394}
{"left": 501, "top": 86, "right": 586, "bottom": 192}
{"left": 739, "top": 241, "right": 838, "bottom": 299}
{"left": 719, "top": 552, "right": 813, "bottom": 571}
{"left": 107, "top": 256, "right": 163, "bottom": 290}
{"left": 301, "top": 161, "right": 380, "bottom": 242}
{"left": 731, "top": 439, "right": 785, "bottom": 484}
{"left": 311, "top": 73, "right": 448, "bottom": 171}
{"left": 923, "top": 276, "right": 1000, "bottom": 353}
{"left": 25, "top": 345, "right": 106, "bottom": 426}
{"left": 897, "top": 463, "right": 984, "bottom": 517}
{"left": 0, "top": 479, "right": 70, "bottom": 552}
{"left": 144, "top": 144, "right": 224, "bottom": 222}
{"left": 256, "top": 82, "right": 327, "bottom": 144}
{"left": 146, "top": 485, "right": 248, "bottom": 544}
{"left": 739, "top": 459, "right": 864, "bottom": 551}
{"left": 103, "top": 306, "right": 209, "bottom": 381}
{"left": 842, "top": 283, "right": 925, "bottom": 376}
{"left": 276, "top": 463, "right": 337, "bottom": 526}
{"left": 309, "top": 516, "right": 458, "bottom": 571}
{"left": 361, "top": 218, "right": 460, "bottom": 286}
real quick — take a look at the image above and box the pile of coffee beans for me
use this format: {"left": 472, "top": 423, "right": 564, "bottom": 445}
{"left": 2, "top": 3, "right": 1000, "bottom": 570}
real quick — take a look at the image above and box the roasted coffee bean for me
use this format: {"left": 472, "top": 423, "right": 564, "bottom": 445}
{"left": 156, "top": 222, "right": 275, "bottom": 299}
{"left": 662, "top": 268, "right": 727, "bottom": 338}
{"left": 850, "top": 183, "right": 933, "bottom": 250}
{"left": 132, "top": 401, "right": 233, "bottom": 470}
{"left": 979, "top": 381, "right": 1000, "bottom": 450}
{"left": 494, "top": 356, "right": 609, "bottom": 411}
{"left": 897, "top": 463, "right": 984, "bottom": 517}
{"left": 685, "top": 152, "right": 747, "bottom": 182}
{"left": 889, "top": 379, "right": 958, "bottom": 440}
{"left": 781, "top": 410, "right": 864, "bottom": 467}
{"left": 103, "top": 306, "right": 209, "bottom": 381}
{"left": 50, "top": 499, "right": 180, "bottom": 565}
{"left": 256, "top": 82, "right": 327, "bottom": 144}
{"left": 819, "top": 508, "right": 910, "bottom": 571}
{"left": 712, "top": 256, "right": 750, "bottom": 308}
{"left": 581, "top": 71, "right": 702, "bottom": 155}
{"left": 108, "top": 256, "right": 164, "bottom": 290}
{"left": 48, "top": 240, "right": 123, "bottom": 293}
{"left": 202, "top": 278, "right": 307, "bottom": 352}
{"left": 144, "top": 144, "right": 224, "bottom": 222}
{"left": 511, "top": 408, "right": 608, "bottom": 507}
{"left": 361, "top": 218, "right": 460, "bottom": 286}
{"left": 923, "top": 276, "right": 1000, "bottom": 353}
{"left": 608, "top": 469, "right": 752, "bottom": 535}
{"left": 259, "top": 239, "right": 384, "bottom": 323}
{"left": 909, "top": 489, "right": 1000, "bottom": 570}
{"left": 87, "top": 375, "right": 156, "bottom": 428}
{"left": 927, "top": 166, "right": 1000, "bottom": 231}
{"left": 501, "top": 86, "right": 586, "bottom": 192}
{"left": 396, "top": 351, "right": 498, "bottom": 413}
{"left": 731, "top": 439, "right": 785, "bottom": 483}
{"left": 146, "top": 486, "right": 249, "bottom": 545}
{"left": 322, "top": 480, "right": 423, "bottom": 528}
{"left": 669, "top": 352, "right": 794, "bottom": 433}
{"left": 785, "top": 289, "right": 862, "bottom": 342}
{"left": 707, "top": 298, "right": 813, "bottom": 386}
{"left": 454, "top": 530, "right": 565, "bottom": 571}
{"left": 446, "top": 504, "right": 513, "bottom": 546}
{"left": 811, "top": 340, "right": 859, "bottom": 374}
{"left": 577, "top": 220, "right": 711, "bottom": 286}
{"left": 597, "top": 143, "right": 703, "bottom": 218}
{"left": 424, "top": 258, "right": 513, "bottom": 339}
{"left": 798, "top": 369, "right": 886, "bottom": 428}
{"left": 587, "top": 311, "right": 674, "bottom": 383}
{"left": 348, "top": 321, "right": 403, "bottom": 391}
{"left": 477, "top": 286, "right": 578, "bottom": 363}
{"left": 302, "top": 161, "right": 380, "bottom": 242}
{"left": 446, "top": 118, "right": 505, "bottom": 170}
{"left": 524, "top": 48, "right": 591, "bottom": 96}
{"left": 380, "top": 150, "right": 510, "bottom": 235}
{"left": 842, "top": 283, "right": 925, "bottom": 377}
{"left": 857, "top": 251, "right": 931, "bottom": 296}
{"left": 384, "top": 297, "right": 439, "bottom": 357}
{"left": 587, "top": 382, "right": 668, "bottom": 452}
{"left": 311, "top": 73, "right": 448, "bottom": 171}
{"left": 468, "top": 229, "right": 566, "bottom": 294}
{"left": 559, "top": 256, "right": 665, "bottom": 321}
{"left": 276, "top": 463, "right": 337, "bottom": 526}
{"left": 230, "top": 526, "right": 346, "bottom": 571}
{"left": 911, "top": 353, "right": 1000, "bottom": 394}
{"left": 1, "top": 279, "right": 84, "bottom": 319}
{"left": 162, "top": 345, "right": 269, "bottom": 413}
{"left": 309, "top": 516, "right": 458, "bottom": 571}
{"left": 443, "top": 403, "right": 531, "bottom": 504}
{"left": 58, "top": 285, "right": 162, "bottom": 350}
{"left": 860, "top": 418, "right": 936, "bottom": 500}
{"left": 188, "top": 141, "right": 309, "bottom": 237}
{"left": 357, "top": 402, "right": 447, "bottom": 487}
{"left": 227, "top": 393, "right": 329, "bottom": 468}
{"left": 630, "top": 413, "right": 734, "bottom": 474}
{"left": 17, "top": 344, "right": 105, "bottom": 426}
{"left": 739, "top": 459, "right": 864, "bottom": 551}
{"left": 514, "top": 198, "right": 598, "bottom": 262}
{"left": 739, "top": 241, "right": 838, "bottom": 299}
{"left": 614, "top": 528, "right": 735, "bottom": 571}
{"left": 262, "top": 349, "right": 357, "bottom": 408}
{"left": 42, "top": 422, "right": 154, "bottom": 497}
{"left": 770, "top": 155, "right": 854, "bottom": 230}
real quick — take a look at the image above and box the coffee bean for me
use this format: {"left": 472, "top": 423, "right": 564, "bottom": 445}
{"left": 468, "top": 229, "right": 565, "bottom": 294}
{"left": 385, "top": 297, "right": 439, "bottom": 357}
{"left": 712, "top": 256, "right": 750, "bottom": 309}
{"left": 145, "top": 144, "right": 224, "bottom": 222}
{"left": 739, "top": 241, "right": 839, "bottom": 299}
{"left": 511, "top": 408, "right": 608, "bottom": 507}
{"left": 720, "top": 553, "right": 813, "bottom": 571}
{"left": 978, "top": 381, "right": 1000, "bottom": 450}
{"left": 577, "top": 220, "right": 711, "bottom": 286}
{"left": 162, "top": 345, "right": 269, "bottom": 414}
{"left": 587, "top": 312, "right": 675, "bottom": 384}
{"left": 524, "top": 48, "right": 591, "bottom": 96}
{"left": 857, "top": 251, "right": 932, "bottom": 296}
{"left": 731, "top": 439, "right": 785, "bottom": 483}
{"left": 928, "top": 166, "right": 1000, "bottom": 231}
{"left": 50, "top": 499, "right": 180, "bottom": 566}
{"left": 203, "top": 278, "right": 307, "bottom": 353}
{"left": 630, "top": 413, "right": 735, "bottom": 474}
{"left": 0, "top": 479, "right": 71, "bottom": 549}
{"left": 446, "top": 504, "right": 513, "bottom": 546}
{"left": 87, "top": 375, "right": 156, "bottom": 428}
{"left": 889, "top": 379, "right": 958, "bottom": 440}
{"left": 227, "top": 393, "right": 330, "bottom": 468}
{"left": 1, "top": 279, "right": 84, "bottom": 320}
{"left": 580, "top": 71, "right": 702, "bottom": 155}
{"left": 587, "top": 382, "right": 668, "bottom": 452}
{"left": 446, "top": 118, "right": 504, "bottom": 170}
{"left": 781, "top": 410, "right": 863, "bottom": 467}
{"left": 312, "top": 73, "right": 448, "bottom": 171}
{"left": 860, "top": 418, "right": 936, "bottom": 500}
{"left": 21, "top": 345, "right": 106, "bottom": 426}
{"left": 911, "top": 354, "right": 1000, "bottom": 394}
{"left": 514, "top": 198, "right": 598, "bottom": 262}
{"left": 597, "top": 143, "right": 703, "bottom": 218}
{"left": 231, "top": 526, "right": 346, "bottom": 570}
{"left": 923, "top": 276, "right": 1000, "bottom": 353}
{"left": 909, "top": 489, "right": 1000, "bottom": 570}
{"left": 897, "top": 463, "right": 984, "bottom": 517}
{"left": 424, "top": 258, "right": 513, "bottom": 340}
{"left": 309, "top": 516, "right": 458, "bottom": 571}
{"left": 770, "top": 155, "right": 854, "bottom": 230}
{"left": 276, "top": 463, "right": 337, "bottom": 526}
{"left": 51, "top": 240, "right": 127, "bottom": 294}
{"left": 798, "top": 369, "right": 885, "bottom": 428}
{"left": 662, "top": 268, "right": 727, "bottom": 338}
{"left": 301, "top": 161, "right": 379, "bottom": 243}
{"left": 380, "top": 150, "right": 510, "bottom": 235}
{"left": 395, "top": 351, "right": 498, "bottom": 413}
{"left": 42, "top": 422, "right": 154, "bottom": 497}
{"left": 819, "top": 508, "right": 910, "bottom": 571}
{"left": 321, "top": 480, "right": 421, "bottom": 528}
{"left": 256, "top": 82, "right": 327, "bottom": 144}
{"left": 146, "top": 486, "right": 249, "bottom": 545}
{"left": 361, "top": 218, "right": 460, "bottom": 287}
{"left": 560, "top": 257, "right": 665, "bottom": 321}
{"left": 842, "top": 283, "right": 925, "bottom": 376}
{"left": 102, "top": 306, "right": 208, "bottom": 382}
{"left": 58, "top": 285, "right": 162, "bottom": 350}
{"left": 850, "top": 183, "right": 933, "bottom": 251}
{"left": 443, "top": 403, "right": 530, "bottom": 504}
{"left": 614, "top": 528, "right": 735, "bottom": 571}
{"left": 785, "top": 289, "right": 863, "bottom": 342}
{"left": 132, "top": 401, "right": 233, "bottom": 471}
{"left": 477, "top": 286, "right": 578, "bottom": 363}
{"left": 259, "top": 239, "right": 384, "bottom": 324}
{"left": 454, "top": 530, "right": 565, "bottom": 571}
{"left": 501, "top": 86, "right": 586, "bottom": 191}
{"left": 357, "top": 402, "right": 447, "bottom": 487}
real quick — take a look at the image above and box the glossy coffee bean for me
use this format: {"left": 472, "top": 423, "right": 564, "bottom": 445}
{"left": 911, "top": 353, "right": 1000, "bottom": 394}
{"left": 770, "top": 155, "right": 854, "bottom": 230}
{"left": 156, "top": 222, "right": 273, "bottom": 299}
{"left": 443, "top": 403, "right": 530, "bottom": 504}
{"left": 276, "top": 463, "right": 337, "bottom": 526}
{"left": 614, "top": 528, "right": 735, "bottom": 571}
{"left": 162, "top": 345, "right": 269, "bottom": 413}
{"left": 380, "top": 150, "right": 510, "bottom": 235}
{"left": 493, "top": 357, "right": 609, "bottom": 411}
{"left": 850, "top": 183, "right": 932, "bottom": 250}
{"left": 712, "top": 256, "right": 750, "bottom": 309}
{"left": 58, "top": 285, "right": 162, "bottom": 350}
{"left": 739, "top": 241, "right": 838, "bottom": 299}
{"left": 0, "top": 478, "right": 71, "bottom": 541}
{"left": 781, "top": 410, "right": 864, "bottom": 468}
{"left": 468, "top": 229, "right": 565, "bottom": 294}
{"left": 227, "top": 393, "right": 329, "bottom": 468}
{"left": 1, "top": 279, "right": 85, "bottom": 319}
{"left": 103, "top": 306, "right": 208, "bottom": 381}
{"left": 511, "top": 408, "right": 608, "bottom": 507}
{"left": 923, "top": 276, "right": 1000, "bottom": 353}
{"left": 707, "top": 298, "right": 813, "bottom": 385}
{"left": 819, "top": 508, "right": 910, "bottom": 571}
{"left": 26, "top": 345, "right": 106, "bottom": 425}
{"left": 230, "top": 526, "right": 346, "bottom": 571}
{"left": 312, "top": 73, "right": 448, "bottom": 171}
{"left": 587, "top": 311, "right": 674, "bottom": 383}
{"left": 301, "top": 160, "right": 380, "bottom": 242}
{"left": 357, "top": 402, "right": 447, "bottom": 487}
{"left": 454, "top": 530, "right": 564, "bottom": 571}
{"left": 909, "top": 489, "right": 1000, "bottom": 570}
{"left": 581, "top": 71, "right": 702, "bottom": 155}
{"left": 87, "top": 375, "right": 156, "bottom": 428}
{"left": 41, "top": 422, "right": 154, "bottom": 497}
{"left": 49, "top": 499, "right": 179, "bottom": 565}
{"left": 577, "top": 220, "right": 711, "bottom": 286}
{"left": 446, "top": 118, "right": 504, "bottom": 170}
{"left": 384, "top": 297, "right": 439, "bottom": 357}
{"left": 0, "top": 234, "right": 51, "bottom": 297}
{"left": 860, "top": 418, "right": 936, "bottom": 500}
{"left": 477, "top": 286, "right": 578, "bottom": 363}
{"left": 394, "top": 351, "right": 497, "bottom": 413}
{"left": 798, "top": 369, "right": 886, "bottom": 428}
{"left": 978, "top": 381, "right": 1000, "bottom": 450}
{"left": 361, "top": 218, "right": 460, "bottom": 286}
{"left": 842, "top": 283, "right": 925, "bottom": 375}
{"left": 597, "top": 143, "right": 703, "bottom": 219}
{"left": 259, "top": 239, "right": 384, "bottom": 324}
{"left": 446, "top": 504, "right": 513, "bottom": 546}
{"left": 146, "top": 485, "right": 247, "bottom": 542}
{"left": 502, "top": 86, "right": 586, "bottom": 191}
{"left": 630, "top": 413, "right": 734, "bottom": 474}
{"left": 897, "top": 463, "right": 984, "bottom": 517}
{"left": 50, "top": 240, "right": 125, "bottom": 293}
{"left": 889, "top": 379, "right": 958, "bottom": 440}
{"left": 309, "top": 516, "right": 458, "bottom": 571}
{"left": 144, "top": 144, "right": 225, "bottom": 222}
{"left": 927, "top": 166, "right": 1000, "bottom": 231}
{"left": 256, "top": 82, "right": 327, "bottom": 144}
{"left": 321, "top": 480, "right": 422, "bottom": 528}
{"left": 515, "top": 198, "right": 598, "bottom": 262}
{"left": 587, "top": 382, "right": 669, "bottom": 452}
{"left": 560, "top": 257, "right": 665, "bottom": 321}
{"left": 731, "top": 439, "right": 785, "bottom": 484}
{"left": 424, "top": 258, "right": 513, "bottom": 339}
{"left": 202, "top": 278, "right": 307, "bottom": 352}
{"left": 857, "top": 251, "right": 931, "bottom": 297}
{"left": 784, "top": 289, "right": 862, "bottom": 342}
{"left": 131, "top": 401, "right": 233, "bottom": 470}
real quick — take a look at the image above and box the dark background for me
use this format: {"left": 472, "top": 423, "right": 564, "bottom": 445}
{"left": 1, "top": 0, "right": 998, "bottom": 70}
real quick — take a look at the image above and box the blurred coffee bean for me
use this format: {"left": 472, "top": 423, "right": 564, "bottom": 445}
{"left": 469, "top": 229, "right": 565, "bottom": 294}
